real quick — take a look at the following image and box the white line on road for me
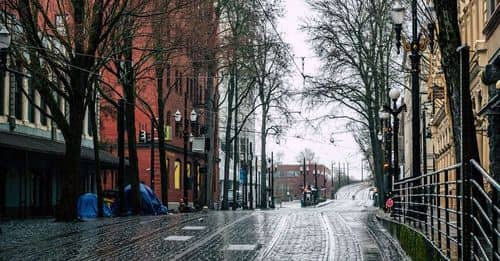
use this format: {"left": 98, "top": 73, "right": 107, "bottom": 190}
{"left": 170, "top": 213, "right": 254, "bottom": 261}
{"left": 164, "top": 236, "right": 193, "bottom": 241}
{"left": 181, "top": 226, "right": 207, "bottom": 230}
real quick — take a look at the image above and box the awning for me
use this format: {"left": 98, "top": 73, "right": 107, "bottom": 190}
{"left": 0, "top": 131, "right": 121, "bottom": 168}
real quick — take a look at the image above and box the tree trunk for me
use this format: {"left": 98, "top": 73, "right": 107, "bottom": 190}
{"left": 57, "top": 107, "right": 85, "bottom": 221}
{"left": 124, "top": 86, "right": 140, "bottom": 214}
{"left": 433, "top": 0, "right": 464, "bottom": 164}
{"left": 221, "top": 68, "right": 235, "bottom": 210}
{"left": 90, "top": 91, "right": 103, "bottom": 217}
{"left": 260, "top": 106, "right": 268, "bottom": 209}
{"left": 205, "top": 66, "right": 217, "bottom": 208}
{"left": 156, "top": 66, "right": 168, "bottom": 207}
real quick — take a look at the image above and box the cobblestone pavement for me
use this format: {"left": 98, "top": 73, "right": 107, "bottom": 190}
{"left": 0, "top": 183, "right": 409, "bottom": 260}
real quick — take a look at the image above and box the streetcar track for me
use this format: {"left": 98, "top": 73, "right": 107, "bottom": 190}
{"left": 5, "top": 215, "right": 168, "bottom": 258}
{"left": 336, "top": 212, "right": 364, "bottom": 261}
{"left": 255, "top": 214, "right": 290, "bottom": 260}
{"left": 171, "top": 213, "right": 255, "bottom": 261}
{"left": 320, "top": 212, "right": 336, "bottom": 261}
{"left": 82, "top": 214, "right": 208, "bottom": 260}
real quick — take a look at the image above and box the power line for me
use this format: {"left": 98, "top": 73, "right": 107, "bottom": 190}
{"left": 255, "top": 0, "right": 304, "bottom": 77}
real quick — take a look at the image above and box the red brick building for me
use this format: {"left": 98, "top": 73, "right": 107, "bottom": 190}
{"left": 99, "top": 1, "right": 220, "bottom": 209}
{"left": 274, "top": 164, "right": 333, "bottom": 201}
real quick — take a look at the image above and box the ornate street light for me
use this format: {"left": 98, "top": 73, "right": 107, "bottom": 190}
{"left": 391, "top": 1, "right": 405, "bottom": 54}
{"left": 391, "top": 0, "right": 434, "bottom": 185}
{"left": 0, "top": 25, "right": 11, "bottom": 72}
{"left": 174, "top": 110, "right": 182, "bottom": 123}
{"left": 190, "top": 109, "right": 197, "bottom": 122}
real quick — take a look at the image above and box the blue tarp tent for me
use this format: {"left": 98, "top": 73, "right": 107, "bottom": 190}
{"left": 124, "top": 183, "right": 168, "bottom": 215}
{"left": 77, "top": 193, "right": 113, "bottom": 218}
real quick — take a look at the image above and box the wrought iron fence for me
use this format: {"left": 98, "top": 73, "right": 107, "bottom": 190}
{"left": 392, "top": 160, "right": 499, "bottom": 260}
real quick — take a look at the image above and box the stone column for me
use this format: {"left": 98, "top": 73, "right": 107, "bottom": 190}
{"left": 34, "top": 91, "right": 41, "bottom": 125}
{"left": 22, "top": 76, "right": 28, "bottom": 122}
{"left": 83, "top": 106, "right": 89, "bottom": 137}
{"left": 2, "top": 72, "right": 8, "bottom": 116}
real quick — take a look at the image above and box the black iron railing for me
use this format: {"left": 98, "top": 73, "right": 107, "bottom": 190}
{"left": 469, "top": 160, "right": 499, "bottom": 261}
{"left": 392, "top": 160, "right": 499, "bottom": 260}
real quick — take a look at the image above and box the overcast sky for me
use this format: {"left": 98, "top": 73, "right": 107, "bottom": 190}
{"left": 256, "top": 0, "right": 368, "bottom": 180}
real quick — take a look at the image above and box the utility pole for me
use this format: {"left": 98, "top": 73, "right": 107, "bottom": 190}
{"left": 249, "top": 142, "right": 253, "bottom": 209}
{"left": 347, "top": 162, "right": 349, "bottom": 184}
{"left": 232, "top": 70, "right": 239, "bottom": 211}
{"left": 303, "top": 157, "right": 306, "bottom": 204}
{"left": 271, "top": 152, "right": 274, "bottom": 208}
{"left": 150, "top": 120, "right": 155, "bottom": 193}
{"left": 338, "top": 162, "right": 341, "bottom": 187}
{"left": 117, "top": 99, "right": 125, "bottom": 215}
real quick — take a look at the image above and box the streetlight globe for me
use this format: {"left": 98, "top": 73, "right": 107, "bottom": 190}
{"left": 0, "top": 25, "right": 11, "bottom": 49}
{"left": 391, "top": 1, "right": 405, "bottom": 26}
{"left": 379, "top": 110, "right": 390, "bottom": 120}
{"left": 190, "top": 109, "right": 197, "bottom": 122}
{"left": 389, "top": 88, "right": 401, "bottom": 101}
{"left": 174, "top": 110, "right": 181, "bottom": 122}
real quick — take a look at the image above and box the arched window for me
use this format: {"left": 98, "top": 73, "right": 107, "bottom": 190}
{"left": 174, "top": 160, "right": 181, "bottom": 189}
{"left": 166, "top": 158, "right": 170, "bottom": 189}
{"left": 166, "top": 111, "right": 171, "bottom": 126}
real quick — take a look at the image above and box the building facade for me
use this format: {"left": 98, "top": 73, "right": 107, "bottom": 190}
{"left": 99, "top": 1, "right": 220, "bottom": 209}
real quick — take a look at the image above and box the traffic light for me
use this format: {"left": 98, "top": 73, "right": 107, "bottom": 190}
{"left": 139, "top": 130, "right": 147, "bottom": 143}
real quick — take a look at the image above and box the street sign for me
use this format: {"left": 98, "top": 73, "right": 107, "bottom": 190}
{"left": 239, "top": 167, "right": 247, "bottom": 183}
{"left": 192, "top": 137, "right": 205, "bottom": 152}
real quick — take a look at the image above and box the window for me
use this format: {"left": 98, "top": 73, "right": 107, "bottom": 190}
{"left": 40, "top": 99, "right": 47, "bottom": 125}
{"left": 10, "top": 72, "right": 22, "bottom": 120}
{"left": 55, "top": 14, "right": 67, "bottom": 35}
{"left": 166, "top": 111, "right": 171, "bottom": 126}
{"left": 166, "top": 159, "right": 170, "bottom": 189}
{"left": 27, "top": 79, "right": 34, "bottom": 123}
{"left": 488, "top": 0, "right": 499, "bottom": 15}
{"left": 175, "top": 70, "right": 180, "bottom": 93}
{"left": 174, "top": 160, "right": 181, "bottom": 189}
{"left": 0, "top": 72, "right": 4, "bottom": 115}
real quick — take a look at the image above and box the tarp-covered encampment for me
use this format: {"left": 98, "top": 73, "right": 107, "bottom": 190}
{"left": 77, "top": 193, "right": 113, "bottom": 218}
{"left": 124, "top": 183, "right": 168, "bottom": 215}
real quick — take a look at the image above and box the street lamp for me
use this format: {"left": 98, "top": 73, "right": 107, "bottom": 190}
{"left": 0, "top": 26, "right": 11, "bottom": 68}
{"left": 390, "top": 0, "right": 405, "bottom": 54}
{"left": 176, "top": 97, "right": 198, "bottom": 211}
{"left": 382, "top": 87, "right": 406, "bottom": 197}
{"left": 391, "top": 0, "right": 434, "bottom": 190}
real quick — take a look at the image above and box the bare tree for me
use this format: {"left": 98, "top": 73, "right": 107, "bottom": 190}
{"left": 296, "top": 148, "right": 318, "bottom": 164}
{"left": 5, "top": 0, "right": 130, "bottom": 221}
{"left": 303, "top": 0, "right": 395, "bottom": 206}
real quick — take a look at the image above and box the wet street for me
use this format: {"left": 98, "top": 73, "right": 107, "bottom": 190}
{"left": 0, "top": 183, "right": 408, "bottom": 260}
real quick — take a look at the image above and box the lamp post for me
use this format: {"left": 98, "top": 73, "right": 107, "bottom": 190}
{"left": 392, "top": 0, "right": 435, "bottom": 220}
{"left": 381, "top": 88, "right": 406, "bottom": 201}
{"left": 0, "top": 26, "right": 10, "bottom": 70}
{"left": 175, "top": 98, "right": 197, "bottom": 210}
{"left": 391, "top": 0, "right": 434, "bottom": 180}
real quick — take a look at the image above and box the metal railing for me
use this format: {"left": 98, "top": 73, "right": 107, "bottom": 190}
{"left": 392, "top": 160, "right": 499, "bottom": 260}
{"left": 469, "top": 160, "right": 499, "bottom": 261}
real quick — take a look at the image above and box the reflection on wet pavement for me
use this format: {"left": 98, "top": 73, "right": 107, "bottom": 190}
{"left": 0, "top": 183, "right": 408, "bottom": 260}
